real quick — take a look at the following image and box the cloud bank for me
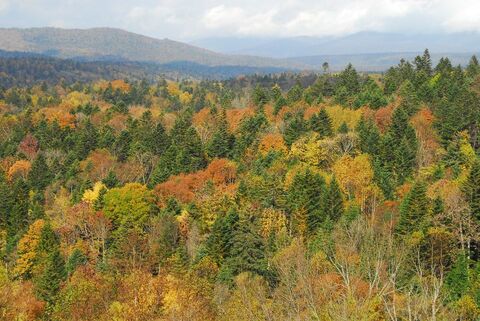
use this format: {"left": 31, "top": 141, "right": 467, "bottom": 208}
{"left": 0, "top": 0, "right": 479, "bottom": 40}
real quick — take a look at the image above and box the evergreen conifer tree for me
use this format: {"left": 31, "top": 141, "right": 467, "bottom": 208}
{"left": 310, "top": 109, "right": 333, "bottom": 138}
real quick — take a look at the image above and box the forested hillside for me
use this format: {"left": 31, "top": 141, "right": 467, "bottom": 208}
{"left": 1, "top": 50, "right": 480, "bottom": 320}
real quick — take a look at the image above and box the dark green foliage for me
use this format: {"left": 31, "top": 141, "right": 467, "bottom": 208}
{"left": 207, "top": 109, "right": 235, "bottom": 159}
{"left": 338, "top": 121, "right": 349, "bottom": 134}
{"left": 113, "top": 130, "right": 131, "bottom": 162}
{"left": 102, "top": 170, "right": 119, "bottom": 188}
{"left": 253, "top": 85, "right": 269, "bottom": 107}
{"left": 35, "top": 248, "right": 66, "bottom": 303}
{"left": 310, "top": 109, "right": 333, "bottom": 138}
{"left": 206, "top": 208, "right": 239, "bottom": 264}
{"left": 323, "top": 177, "right": 344, "bottom": 222}
{"left": 66, "top": 248, "right": 87, "bottom": 276}
{"left": 286, "top": 83, "right": 303, "bottom": 104}
{"left": 226, "top": 219, "right": 268, "bottom": 278}
{"left": 7, "top": 179, "right": 30, "bottom": 247}
{"left": 353, "top": 78, "right": 388, "bottom": 109}
{"left": 234, "top": 112, "right": 268, "bottom": 158}
{"left": 356, "top": 117, "right": 381, "bottom": 156}
{"left": 466, "top": 55, "right": 480, "bottom": 79}
{"left": 396, "top": 182, "right": 430, "bottom": 235}
{"left": 28, "top": 154, "right": 51, "bottom": 191}
{"left": 283, "top": 113, "right": 308, "bottom": 147}
{"left": 152, "top": 122, "right": 170, "bottom": 156}
{"left": 445, "top": 252, "right": 470, "bottom": 301}
{"left": 463, "top": 159, "right": 480, "bottom": 221}
{"left": 287, "top": 169, "right": 326, "bottom": 235}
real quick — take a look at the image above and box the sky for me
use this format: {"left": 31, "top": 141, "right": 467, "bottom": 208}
{"left": 0, "top": 0, "right": 479, "bottom": 41}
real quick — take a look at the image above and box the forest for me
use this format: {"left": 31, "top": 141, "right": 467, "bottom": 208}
{"left": 1, "top": 49, "right": 480, "bottom": 320}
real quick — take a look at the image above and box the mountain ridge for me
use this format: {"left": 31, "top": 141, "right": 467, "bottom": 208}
{"left": 0, "top": 27, "right": 303, "bottom": 69}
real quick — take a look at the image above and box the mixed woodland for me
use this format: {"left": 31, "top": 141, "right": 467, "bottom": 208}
{"left": 1, "top": 50, "right": 480, "bottom": 320}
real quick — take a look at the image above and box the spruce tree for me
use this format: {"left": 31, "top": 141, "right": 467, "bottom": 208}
{"left": 310, "top": 109, "right": 333, "bottom": 138}
{"left": 0, "top": 171, "right": 11, "bottom": 229}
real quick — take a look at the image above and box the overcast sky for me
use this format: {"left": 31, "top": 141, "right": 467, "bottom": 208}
{"left": 0, "top": 0, "right": 479, "bottom": 40}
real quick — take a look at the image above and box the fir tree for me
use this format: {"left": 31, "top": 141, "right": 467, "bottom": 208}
{"left": 152, "top": 122, "right": 170, "bottom": 156}
{"left": 310, "top": 109, "right": 333, "bottom": 138}
{"left": 28, "top": 154, "right": 51, "bottom": 191}
{"left": 66, "top": 248, "right": 87, "bottom": 276}
{"left": 445, "top": 252, "right": 470, "bottom": 301}
{"left": 35, "top": 248, "right": 66, "bottom": 303}
{"left": 102, "top": 170, "right": 119, "bottom": 189}
{"left": 226, "top": 219, "right": 268, "bottom": 278}
{"left": 283, "top": 113, "right": 308, "bottom": 147}
{"left": 207, "top": 109, "right": 235, "bottom": 158}
{"left": 287, "top": 170, "right": 326, "bottom": 236}
{"left": 463, "top": 159, "right": 480, "bottom": 221}
{"left": 356, "top": 116, "right": 381, "bottom": 157}
{"left": 323, "top": 177, "right": 344, "bottom": 222}
{"left": 396, "top": 182, "right": 430, "bottom": 235}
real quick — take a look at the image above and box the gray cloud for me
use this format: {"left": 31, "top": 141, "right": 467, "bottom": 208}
{"left": 0, "top": 0, "right": 479, "bottom": 40}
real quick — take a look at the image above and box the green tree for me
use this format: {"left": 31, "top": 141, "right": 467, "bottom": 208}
{"left": 310, "top": 109, "right": 333, "bottom": 138}
{"left": 28, "top": 154, "right": 51, "bottom": 192}
{"left": 396, "top": 182, "right": 430, "bottom": 235}
{"left": 35, "top": 248, "right": 66, "bottom": 303}
{"left": 207, "top": 109, "right": 235, "bottom": 159}
{"left": 283, "top": 113, "right": 308, "bottom": 147}
{"left": 463, "top": 159, "right": 480, "bottom": 221}
{"left": 323, "top": 177, "right": 344, "bottom": 222}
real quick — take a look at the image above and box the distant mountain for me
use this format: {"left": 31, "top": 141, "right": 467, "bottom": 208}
{"left": 0, "top": 50, "right": 293, "bottom": 87}
{"left": 193, "top": 32, "right": 480, "bottom": 58}
{"left": 287, "top": 52, "right": 480, "bottom": 72}
{"left": 0, "top": 27, "right": 302, "bottom": 69}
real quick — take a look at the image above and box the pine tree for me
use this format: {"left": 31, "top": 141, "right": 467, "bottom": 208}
{"left": 323, "top": 177, "right": 344, "bottom": 222}
{"left": 396, "top": 182, "right": 430, "bottom": 235}
{"left": 310, "top": 109, "right": 333, "bottom": 138}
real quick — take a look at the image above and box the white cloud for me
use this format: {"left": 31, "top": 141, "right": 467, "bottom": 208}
{"left": 0, "top": 0, "right": 9, "bottom": 11}
{"left": 1, "top": 0, "right": 480, "bottom": 39}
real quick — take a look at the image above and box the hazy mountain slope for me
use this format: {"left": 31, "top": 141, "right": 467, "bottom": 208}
{"left": 194, "top": 32, "right": 480, "bottom": 58}
{"left": 0, "top": 27, "right": 302, "bottom": 68}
